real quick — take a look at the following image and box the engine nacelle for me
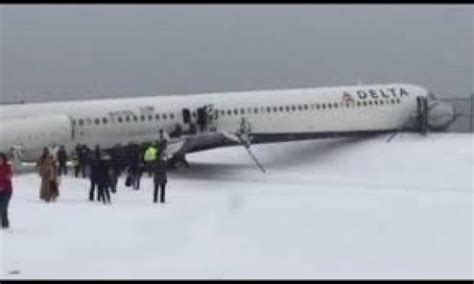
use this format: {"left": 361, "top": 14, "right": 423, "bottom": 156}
{"left": 427, "top": 100, "right": 456, "bottom": 131}
{"left": 0, "top": 115, "right": 73, "bottom": 161}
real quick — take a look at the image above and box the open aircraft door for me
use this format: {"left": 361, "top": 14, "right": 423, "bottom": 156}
{"left": 182, "top": 108, "right": 191, "bottom": 124}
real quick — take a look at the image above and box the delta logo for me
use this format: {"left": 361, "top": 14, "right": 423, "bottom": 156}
{"left": 343, "top": 87, "right": 410, "bottom": 101}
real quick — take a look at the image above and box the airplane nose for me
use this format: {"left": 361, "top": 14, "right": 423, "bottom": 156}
{"left": 427, "top": 100, "right": 456, "bottom": 130}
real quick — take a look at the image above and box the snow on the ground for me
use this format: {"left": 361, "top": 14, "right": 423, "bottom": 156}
{"left": 0, "top": 133, "right": 472, "bottom": 279}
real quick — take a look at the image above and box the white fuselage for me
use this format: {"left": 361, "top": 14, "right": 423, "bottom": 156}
{"left": 0, "top": 83, "right": 429, "bottom": 161}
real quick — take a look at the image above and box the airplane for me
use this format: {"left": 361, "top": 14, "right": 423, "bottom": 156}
{"left": 0, "top": 82, "right": 457, "bottom": 172}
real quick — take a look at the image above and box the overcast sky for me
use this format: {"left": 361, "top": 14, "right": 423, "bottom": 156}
{"left": 0, "top": 4, "right": 472, "bottom": 103}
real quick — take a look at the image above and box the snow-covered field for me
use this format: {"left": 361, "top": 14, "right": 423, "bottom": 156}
{"left": 1, "top": 133, "right": 472, "bottom": 279}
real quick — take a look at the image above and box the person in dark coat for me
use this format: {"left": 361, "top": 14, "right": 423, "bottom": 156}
{"left": 127, "top": 143, "right": 142, "bottom": 190}
{"left": 96, "top": 154, "right": 112, "bottom": 204}
{"left": 0, "top": 153, "right": 13, "bottom": 229}
{"left": 108, "top": 145, "right": 122, "bottom": 193}
{"left": 88, "top": 145, "right": 101, "bottom": 201}
{"left": 135, "top": 144, "right": 146, "bottom": 190}
{"left": 56, "top": 145, "right": 68, "bottom": 176}
{"left": 152, "top": 158, "right": 168, "bottom": 204}
{"left": 81, "top": 144, "right": 91, "bottom": 178}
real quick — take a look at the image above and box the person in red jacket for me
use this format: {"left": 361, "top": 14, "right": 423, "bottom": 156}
{"left": 0, "top": 152, "right": 13, "bottom": 229}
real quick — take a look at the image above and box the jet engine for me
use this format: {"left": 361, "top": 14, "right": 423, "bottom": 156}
{"left": 426, "top": 93, "right": 456, "bottom": 131}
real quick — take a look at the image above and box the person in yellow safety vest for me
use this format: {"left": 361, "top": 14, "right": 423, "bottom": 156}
{"left": 144, "top": 144, "right": 158, "bottom": 177}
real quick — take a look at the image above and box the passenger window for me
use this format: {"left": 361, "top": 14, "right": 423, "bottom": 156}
{"left": 221, "top": 110, "right": 226, "bottom": 116}
{"left": 155, "top": 114, "right": 160, "bottom": 120}
{"left": 368, "top": 101, "right": 373, "bottom": 106}
{"left": 170, "top": 113, "right": 175, "bottom": 119}
{"left": 357, "top": 101, "right": 361, "bottom": 107}
{"left": 396, "top": 98, "right": 401, "bottom": 104}
{"left": 345, "top": 103, "right": 350, "bottom": 108}
{"left": 125, "top": 116, "right": 130, "bottom": 122}
{"left": 316, "top": 104, "right": 320, "bottom": 110}
{"left": 254, "top": 107, "right": 259, "bottom": 114}
{"left": 266, "top": 107, "right": 271, "bottom": 113}
{"left": 141, "top": 115, "right": 146, "bottom": 121}
{"left": 279, "top": 106, "right": 284, "bottom": 112}
{"left": 328, "top": 103, "right": 332, "bottom": 109}
{"left": 273, "top": 106, "right": 278, "bottom": 112}
{"left": 148, "top": 115, "right": 153, "bottom": 121}
{"left": 374, "top": 101, "right": 378, "bottom": 105}
{"left": 362, "top": 101, "right": 367, "bottom": 106}
{"left": 227, "top": 110, "right": 232, "bottom": 116}
{"left": 78, "top": 119, "right": 84, "bottom": 126}
{"left": 118, "top": 117, "right": 123, "bottom": 123}
{"left": 303, "top": 104, "right": 308, "bottom": 110}
{"left": 240, "top": 108, "right": 245, "bottom": 115}
{"left": 333, "top": 103, "right": 338, "bottom": 108}
{"left": 291, "top": 105, "right": 296, "bottom": 111}
{"left": 390, "top": 99, "right": 395, "bottom": 104}
{"left": 102, "top": 118, "right": 108, "bottom": 124}
{"left": 163, "top": 114, "right": 167, "bottom": 120}
{"left": 322, "top": 104, "right": 326, "bottom": 109}
{"left": 234, "top": 109, "right": 239, "bottom": 115}
{"left": 86, "top": 118, "right": 92, "bottom": 125}
{"left": 298, "top": 105, "right": 302, "bottom": 111}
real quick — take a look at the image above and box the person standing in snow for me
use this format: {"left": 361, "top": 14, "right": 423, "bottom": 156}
{"left": 0, "top": 153, "right": 13, "bottom": 229}
{"left": 96, "top": 153, "right": 112, "bottom": 204}
{"left": 88, "top": 145, "right": 101, "bottom": 201}
{"left": 56, "top": 145, "right": 68, "bottom": 176}
{"left": 108, "top": 145, "right": 121, "bottom": 194}
{"left": 131, "top": 143, "right": 143, "bottom": 190}
{"left": 152, "top": 157, "right": 168, "bottom": 204}
{"left": 78, "top": 144, "right": 90, "bottom": 178}
{"left": 36, "top": 147, "right": 59, "bottom": 202}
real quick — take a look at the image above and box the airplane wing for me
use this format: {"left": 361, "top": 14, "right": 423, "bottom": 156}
{"left": 163, "top": 130, "right": 268, "bottom": 172}
{"left": 163, "top": 130, "right": 241, "bottom": 159}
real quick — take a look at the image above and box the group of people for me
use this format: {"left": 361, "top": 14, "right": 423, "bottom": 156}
{"left": 66, "top": 138, "right": 170, "bottom": 204}
{"left": 0, "top": 131, "right": 173, "bottom": 229}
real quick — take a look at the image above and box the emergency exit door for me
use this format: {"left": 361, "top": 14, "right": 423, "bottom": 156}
{"left": 182, "top": 108, "right": 191, "bottom": 124}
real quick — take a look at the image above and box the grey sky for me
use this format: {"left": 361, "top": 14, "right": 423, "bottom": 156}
{"left": 0, "top": 4, "right": 472, "bottom": 103}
